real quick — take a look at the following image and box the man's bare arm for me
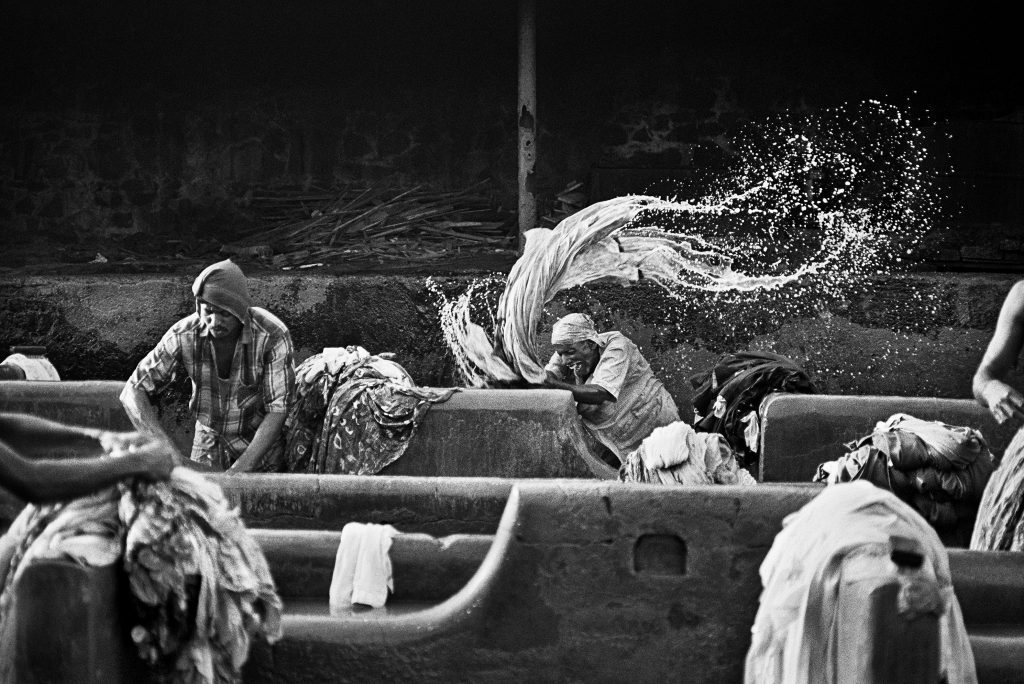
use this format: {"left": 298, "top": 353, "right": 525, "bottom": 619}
{"left": 120, "top": 383, "right": 173, "bottom": 438}
{"left": 543, "top": 373, "right": 615, "bottom": 405}
{"left": 973, "top": 280, "right": 1024, "bottom": 423}
{"left": 0, "top": 414, "right": 175, "bottom": 503}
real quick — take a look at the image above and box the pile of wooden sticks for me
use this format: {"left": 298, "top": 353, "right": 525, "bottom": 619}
{"left": 229, "top": 182, "right": 515, "bottom": 266}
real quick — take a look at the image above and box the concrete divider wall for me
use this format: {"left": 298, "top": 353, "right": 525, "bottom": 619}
{"left": 3, "top": 272, "right": 1023, "bottom": 422}
{"left": 255, "top": 529, "right": 493, "bottom": 602}
{"left": 380, "top": 389, "right": 609, "bottom": 479}
{"left": 758, "top": 393, "right": 1019, "bottom": 483}
{"left": 212, "top": 474, "right": 514, "bottom": 536}
{"left": 243, "top": 481, "right": 824, "bottom": 683}
{"left": 0, "top": 381, "right": 610, "bottom": 481}
{"left": 13, "top": 481, "right": 1024, "bottom": 682}
{"left": 0, "top": 380, "right": 138, "bottom": 451}
{"left": 0, "top": 379, "right": 193, "bottom": 455}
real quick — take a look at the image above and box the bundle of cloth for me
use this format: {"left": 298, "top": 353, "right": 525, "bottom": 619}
{"left": 814, "top": 413, "right": 995, "bottom": 534}
{"left": 619, "top": 421, "right": 757, "bottom": 486}
{"left": 745, "top": 481, "right": 976, "bottom": 684}
{"left": 0, "top": 468, "right": 280, "bottom": 684}
{"left": 690, "top": 351, "right": 817, "bottom": 472}
{"left": 284, "top": 347, "right": 456, "bottom": 475}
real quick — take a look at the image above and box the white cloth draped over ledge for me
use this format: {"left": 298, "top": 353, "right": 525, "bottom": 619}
{"left": 329, "top": 522, "right": 398, "bottom": 611}
{"left": 745, "top": 481, "right": 977, "bottom": 684}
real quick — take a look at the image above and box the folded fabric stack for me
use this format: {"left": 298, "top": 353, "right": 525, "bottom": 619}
{"left": 619, "top": 420, "right": 757, "bottom": 486}
{"left": 690, "top": 351, "right": 817, "bottom": 472}
{"left": 284, "top": 346, "right": 456, "bottom": 475}
{"left": 815, "top": 413, "right": 995, "bottom": 531}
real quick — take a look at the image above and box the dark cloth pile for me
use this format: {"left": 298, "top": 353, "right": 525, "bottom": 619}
{"left": 815, "top": 413, "right": 995, "bottom": 534}
{"left": 284, "top": 347, "right": 455, "bottom": 475}
{"left": 690, "top": 351, "right": 817, "bottom": 471}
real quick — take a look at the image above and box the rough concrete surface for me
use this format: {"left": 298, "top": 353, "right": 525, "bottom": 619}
{"left": 3, "top": 271, "right": 1023, "bottom": 420}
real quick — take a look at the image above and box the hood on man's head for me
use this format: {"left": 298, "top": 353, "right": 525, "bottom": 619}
{"left": 192, "top": 259, "right": 252, "bottom": 323}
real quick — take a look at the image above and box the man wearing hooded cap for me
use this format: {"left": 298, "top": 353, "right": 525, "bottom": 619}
{"left": 120, "top": 259, "right": 296, "bottom": 472}
{"left": 544, "top": 313, "right": 679, "bottom": 463}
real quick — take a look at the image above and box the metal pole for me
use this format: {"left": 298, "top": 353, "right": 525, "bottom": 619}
{"left": 517, "top": 0, "right": 537, "bottom": 252}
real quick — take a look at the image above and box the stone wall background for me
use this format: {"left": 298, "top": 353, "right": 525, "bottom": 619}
{"left": 3, "top": 272, "right": 1021, "bottom": 422}
{"left": 2, "top": 0, "right": 1023, "bottom": 270}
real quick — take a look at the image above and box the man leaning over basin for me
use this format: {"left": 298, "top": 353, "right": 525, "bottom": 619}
{"left": 543, "top": 313, "right": 680, "bottom": 464}
{"left": 120, "top": 259, "right": 296, "bottom": 473}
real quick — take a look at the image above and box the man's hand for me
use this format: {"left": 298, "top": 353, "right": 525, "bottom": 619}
{"left": 545, "top": 369, "right": 566, "bottom": 385}
{"left": 981, "top": 379, "right": 1024, "bottom": 424}
{"left": 97, "top": 430, "right": 155, "bottom": 455}
{"left": 103, "top": 431, "right": 177, "bottom": 481}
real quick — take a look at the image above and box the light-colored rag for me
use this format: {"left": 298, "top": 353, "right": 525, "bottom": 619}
{"left": 329, "top": 522, "right": 399, "bottom": 612}
{"left": 1, "top": 353, "right": 60, "bottom": 381}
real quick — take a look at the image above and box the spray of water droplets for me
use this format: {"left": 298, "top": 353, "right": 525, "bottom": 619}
{"left": 433, "top": 101, "right": 944, "bottom": 389}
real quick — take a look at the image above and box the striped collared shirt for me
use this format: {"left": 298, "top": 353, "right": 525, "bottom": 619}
{"left": 128, "top": 306, "right": 295, "bottom": 466}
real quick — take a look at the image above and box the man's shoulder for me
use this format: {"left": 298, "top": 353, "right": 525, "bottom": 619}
{"left": 249, "top": 307, "right": 291, "bottom": 336}
{"left": 599, "top": 331, "right": 635, "bottom": 353}
{"left": 165, "top": 313, "right": 202, "bottom": 336}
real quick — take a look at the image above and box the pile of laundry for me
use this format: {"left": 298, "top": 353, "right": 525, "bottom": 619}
{"left": 690, "top": 351, "right": 817, "bottom": 472}
{"left": 746, "top": 481, "right": 976, "bottom": 684}
{"left": 0, "top": 468, "right": 281, "bottom": 684}
{"left": 284, "top": 346, "right": 456, "bottom": 475}
{"left": 814, "top": 413, "right": 995, "bottom": 533}
{"left": 619, "top": 421, "right": 757, "bottom": 486}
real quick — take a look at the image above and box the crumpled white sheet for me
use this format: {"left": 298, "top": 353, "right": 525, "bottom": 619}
{"left": 329, "top": 522, "right": 399, "bottom": 611}
{"left": 744, "top": 481, "right": 976, "bottom": 684}
{"left": 622, "top": 420, "right": 756, "bottom": 486}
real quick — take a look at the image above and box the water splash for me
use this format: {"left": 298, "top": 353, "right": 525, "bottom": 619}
{"left": 436, "top": 101, "right": 942, "bottom": 388}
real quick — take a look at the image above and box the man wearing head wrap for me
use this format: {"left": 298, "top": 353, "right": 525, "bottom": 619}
{"left": 120, "top": 259, "right": 296, "bottom": 472}
{"left": 544, "top": 313, "right": 679, "bottom": 463}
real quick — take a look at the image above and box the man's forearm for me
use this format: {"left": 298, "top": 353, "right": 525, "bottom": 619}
{"left": 1, "top": 443, "right": 148, "bottom": 503}
{"left": 545, "top": 378, "right": 614, "bottom": 405}
{"left": 973, "top": 369, "right": 999, "bottom": 406}
{"left": 227, "top": 412, "right": 287, "bottom": 472}
{"left": 119, "top": 384, "right": 169, "bottom": 437}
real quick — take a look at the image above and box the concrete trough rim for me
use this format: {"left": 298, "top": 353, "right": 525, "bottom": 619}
{"left": 275, "top": 487, "right": 521, "bottom": 645}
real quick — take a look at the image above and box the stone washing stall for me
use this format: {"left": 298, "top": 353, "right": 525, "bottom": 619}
{"left": 1, "top": 270, "right": 1022, "bottom": 426}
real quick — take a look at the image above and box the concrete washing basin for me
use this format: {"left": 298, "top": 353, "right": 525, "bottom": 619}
{"left": 11, "top": 480, "right": 1024, "bottom": 683}
{"left": 5, "top": 381, "right": 1024, "bottom": 681}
